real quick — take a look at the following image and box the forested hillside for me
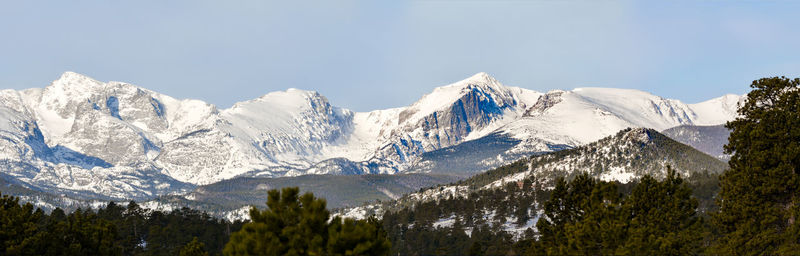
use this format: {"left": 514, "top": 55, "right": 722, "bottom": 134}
{"left": 0, "top": 192, "right": 244, "bottom": 255}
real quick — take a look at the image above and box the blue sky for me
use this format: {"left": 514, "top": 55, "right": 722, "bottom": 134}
{"left": 1, "top": 1, "right": 798, "bottom": 111}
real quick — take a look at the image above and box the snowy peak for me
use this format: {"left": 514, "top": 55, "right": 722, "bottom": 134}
{"left": 222, "top": 87, "right": 352, "bottom": 137}
{"left": 688, "top": 94, "right": 743, "bottom": 125}
{"left": 459, "top": 72, "right": 505, "bottom": 92}
{"left": 373, "top": 73, "right": 538, "bottom": 171}
{"left": 568, "top": 87, "right": 743, "bottom": 129}
{"left": 570, "top": 87, "right": 694, "bottom": 129}
{"left": 466, "top": 71, "right": 494, "bottom": 82}
{"left": 400, "top": 72, "right": 520, "bottom": 124}
{"left": 52, "top": 71, "right": 104, "bottom": 89}
{"left": 234, "top": 88, "right": 322, "bottom": 110}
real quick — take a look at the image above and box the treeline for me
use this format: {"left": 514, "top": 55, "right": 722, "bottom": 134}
{"left": 1, "top": 186, "right": 392, "bottom": 255}
{"left": 0, "top": 194, "right": 244, "bottom": 255}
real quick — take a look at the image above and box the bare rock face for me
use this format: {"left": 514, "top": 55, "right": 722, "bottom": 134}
{"left": 526, "top": 90, "right": 563, "bottom": 115}
{"left": 369, "top": 73, "right": 534, "bottom": 173}
{"left": 156, "top": 128, "right": 235, "bottom": 183}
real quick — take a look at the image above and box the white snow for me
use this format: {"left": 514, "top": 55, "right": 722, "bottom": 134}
{"left": 688, "top": 94, "right": 744, "bottom": 125}
{"left": 0, "top": 71, "right": 743, "bottom": 201}
{"left": 498, "top": 88, "right": 742, "bottom": 157}
{"left": 599, "top": 166, "right": 636, "bottom": 183}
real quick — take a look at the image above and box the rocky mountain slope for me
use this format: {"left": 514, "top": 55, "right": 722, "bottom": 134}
{"left": 662, "top": 124, "right": 732, "bottom": 160}
{"left": 353, "top": 128, "right": 727, "bottom": 242}
{"left": 386, "top": 128, "right": 726, "bottom": 207}
{"left": 0, "top": 72, "right": 741, "bottom": 202}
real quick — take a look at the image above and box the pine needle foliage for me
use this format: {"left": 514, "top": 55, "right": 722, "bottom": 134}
{"left": 711, "top": 76, "right": 800, "bottom": 255}
{"left": 223, "top": 187, "right": 390, "bottom": 256}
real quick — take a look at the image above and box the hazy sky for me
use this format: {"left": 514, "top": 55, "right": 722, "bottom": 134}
{"left": 1, "top": 1, "right": 798, "bottom": 111}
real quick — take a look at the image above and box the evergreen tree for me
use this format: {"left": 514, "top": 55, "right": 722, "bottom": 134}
{"left": 0, "top": 191, "right": 244, "bottom": 256}
{"left": 224, "top": 187, "right": 390, "bottom": 256}
{"left": 530, "top": 171, "right": 704, "bottom": 255}
{"left": 327, "top": 216, "right": 391, "bottom": 255}
{"left": 0, "top": 192, "right": 43, "bottom": 255}
{"left": 619, "top": 167, "right": 704, "bottom": 255}
{"left": 531, "top": 174, "right": 623, "bottom": 255}
{"left": 711, "top": 76, "right": 800, "bottom": 255}
{"left": 180, "top": 237, "right": 209, "bottom": 256}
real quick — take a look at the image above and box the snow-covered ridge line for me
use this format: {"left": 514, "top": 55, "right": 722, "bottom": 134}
{"left": 392, "top": 127, "right": 728, "bottom": 209}
{"left": 0, "top": 71, "right": 742, "bottom": 202}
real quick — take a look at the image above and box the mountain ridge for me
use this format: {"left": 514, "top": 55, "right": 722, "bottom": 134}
{"left": 362, "top": 127, "right": 727, "bottom": 222}
{"left": 0, "top": 71, "right": 742, "bottom": 202}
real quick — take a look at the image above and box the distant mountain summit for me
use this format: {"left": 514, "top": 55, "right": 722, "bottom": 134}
{"left": 0, "top": 72, "right": 742, "bottom": 201}
{"left": 662, "top": 124, "right": 732, "bottom": 160}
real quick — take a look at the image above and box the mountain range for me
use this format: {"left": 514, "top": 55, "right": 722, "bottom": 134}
{"left": 345, "top": 128, "right": 728, "bottom": 239}
{"left": 0, "top": 71, "right": 742, "bottom": 204}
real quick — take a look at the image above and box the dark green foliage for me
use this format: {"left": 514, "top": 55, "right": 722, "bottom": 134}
{"left": 0, "top": 192, "right": 121, "bottom": 255}
{"left": 711, "top": 76, "right": 800, "bottom": 255}
{"left": 531, "top": 174, "right": 624, "bottom": 255}
{"left": 0, "top": 192, "right": 47, "bottom": 255}
{"left": 223, "top": 187, "right": 390, "bottom": 256}
{"left": 327, "top": 217, "right": 392, "bottom": 255}
{"left": 135, "top": 206, "right": 241, "bottom": 255}
{"left": 529, "top": 170, "right": 703, "bottom": 255}
{"left": 686, "top": 170, "right": 721, "bottom": 214}
{"left": 180, "top": 237, "right": 209, "bottom": 256}
{"left": 618, "top": 169, "right": 705, "bottom": 255}
{"left": 382, "top": 173, "right": 539, "bottom": 255}
{"left": 381, "top": 168, "right": 720, "bottom": 255}
{"left": 0, "top": 191, "right": 242, "bottom": 256}
{"left": 225, "top": 187, "right": 330, "bottom": 255}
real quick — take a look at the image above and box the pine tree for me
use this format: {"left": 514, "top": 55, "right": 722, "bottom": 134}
{"left": 327, "top": 216, "right": 391, "bottom": 255}
{"left": 224, "top": 187, "right": 390, "bottom": 256}
{"left": 530, "top": 171, "right": 704, "bottom": 255}
{"left": 619, "top": 167, "right": 704, "bottom": 255}
{"left": 0, "top": 192, "right": 43, "bottom": 255}
{"left": 531, "top": 174, "right": 622, "bottom": 255}
{"left": 180, "top": 237, "right": 210, "bottom": 256}
{"left": 711, "top": 76, "right": 800, "bottom": 255}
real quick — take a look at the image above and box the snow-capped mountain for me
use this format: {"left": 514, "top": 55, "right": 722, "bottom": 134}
{"left": 0, "top": 71, "right": 742, "bottom": 201}
{"left": 500, "top": 88, "right": 743, "bottom": 156}
{"left": 309, "top": 73, "right": 542, "bottom": 175}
